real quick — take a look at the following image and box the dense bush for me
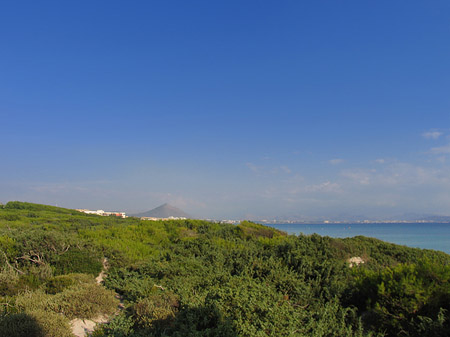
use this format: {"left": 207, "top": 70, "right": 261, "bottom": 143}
{"left": 346, "top": 260, "right": 450, "bottom": 336}
{"left": 92, "top": 313, "right": 136, "bottom": 337}
{"left": 4, "top": 201, "right": 74, "bottom": 214}
{"left": 45, "top": 273, "right": 94, "bottom": 294}
{"left": 133, "top": 291, "right": 179, "bottom": 330}
{"left": 53, "top": 282, "right": 119, "bottom": 319}
{"left": 52, "top": 249, "right": 102, "bottom": 276}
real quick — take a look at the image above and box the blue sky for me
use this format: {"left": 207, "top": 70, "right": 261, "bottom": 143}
{"left": 1, "top": 1, "right": 450, "bottom": 219}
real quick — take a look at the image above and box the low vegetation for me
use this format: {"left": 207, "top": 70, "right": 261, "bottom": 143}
{"left": 0, "top": 201, "right": 449, "bottom": 336}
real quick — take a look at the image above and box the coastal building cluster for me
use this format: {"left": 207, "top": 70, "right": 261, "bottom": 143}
{"left": 76, "top": 209, "right": 127, "bottom": 218}
{"left": 203, "top": 219, "right": 240, "bottom": 224}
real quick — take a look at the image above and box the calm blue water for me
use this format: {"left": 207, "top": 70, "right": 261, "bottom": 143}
{"left": 271, "top": 223, "right": 450, "bottom": 254}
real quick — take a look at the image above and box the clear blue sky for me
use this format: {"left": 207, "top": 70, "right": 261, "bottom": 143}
{"left": 1, "top": 1, "right": 450, "bottom": 219}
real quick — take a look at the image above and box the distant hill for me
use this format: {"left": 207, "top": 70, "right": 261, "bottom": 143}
{"left": 132, "top": 203, "right": 191, "bottom": 218}
{"left": 419, "top": 215, "right": 450, "bottom": 222}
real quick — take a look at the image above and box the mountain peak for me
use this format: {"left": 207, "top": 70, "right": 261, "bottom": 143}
{"left": 133, "top": 203, "right": 191, "bottom": 218}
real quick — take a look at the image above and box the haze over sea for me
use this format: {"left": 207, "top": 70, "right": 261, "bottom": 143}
{"left": 272, "top": 223, "right": 450, "bottom": 254}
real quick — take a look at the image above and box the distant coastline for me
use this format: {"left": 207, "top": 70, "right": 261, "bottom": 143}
{"left": 256, "top": 219, "right": 450, "bottom": 225}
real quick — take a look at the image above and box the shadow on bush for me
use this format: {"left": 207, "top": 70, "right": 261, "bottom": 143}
{"left": 0, "top": 313, "right": 44, "bottom": 337}
{"left": 98, "top": 303, "right": 238, "bottom": 337}
{"left": 146, "top": 303, "right": 238, "bottom": 337}
{"left": 0, "top": 310, "right": 72, "bottom": 337}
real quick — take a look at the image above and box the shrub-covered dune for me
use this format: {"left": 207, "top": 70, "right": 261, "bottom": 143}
{"left": 0, "top": 202, "right": 449, "bottom": 336}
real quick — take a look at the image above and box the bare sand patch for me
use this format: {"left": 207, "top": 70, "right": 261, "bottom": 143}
{"left": 348, "top": 256, "right": 365, "bottom": 267}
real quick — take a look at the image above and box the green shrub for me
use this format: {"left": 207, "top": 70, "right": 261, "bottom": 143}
{"left": 14, "top": 281, "right": 118, "bottom": 320}
{"left": 0, "top": 235, "right": 17, "bottom": 257}
{"left": 14, "top": 274, "right": 43, "bottom": 293}
{"left": 92, "top": 313, "right": 135, "bottom": 337}
{"left": 30, "top": 310, "right": 72, "bottom": 337}
{"left": 103, "top": 267, "right": 156, "bottom": 301}
{"left": 238, "top": 221, "right": 286, "bottom": 239}
{"left": 163, "top": 304, "right": 237, "bottom": 337}
{"left": 6, "top": 265, "right": 55, "bottom": 295}
{"left": 0, "top": 267, "right": 20, "bottom": 296}
{"left": 0, "top": 214, "right": 21, "bottom": 221}
{"left": 348, "top": 260, "right": 450, "bottom": 336}
{"left": 133, "top": 291, "right": 179, "bottom": 328}
{"left": 14, "top": 289, "right": 54, "bottom": 313}
{"left": 53, "top": 282, "right": 119, "bottom": 319}
{"left": 45, "top": 273, "right": 94, "bottom": 294}
{"left": 4, "top": 201, "right": 73, "bottom": 214}
{"left": 302, "top": 299, "right": 367, "bottom": 337}
{"left": 53, "top": 249, "right": 102, "bottom": 276}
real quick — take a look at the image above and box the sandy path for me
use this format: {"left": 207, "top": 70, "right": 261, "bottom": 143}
{"left": 95, "top": 258, "right": 108, "bottom": 284}
{"left": 70, "top": 258, "right": 116, "bottom": 337}
{"left": 71, "top": 316, "right": 109, "bottom": 337}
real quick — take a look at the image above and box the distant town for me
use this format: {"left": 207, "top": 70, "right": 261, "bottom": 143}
{"left": 75, "top": 209, "right": 188, "bottom": 221}
{"left": 76, "top": 209, "right": 127, "bottom": 218}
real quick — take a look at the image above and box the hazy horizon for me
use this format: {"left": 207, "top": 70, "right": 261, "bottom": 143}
{"left": 2, "top": 1, "right": 450, "bottom": 219}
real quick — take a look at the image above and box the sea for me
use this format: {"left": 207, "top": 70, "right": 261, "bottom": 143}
{"left": 271, "top": 223, "right": 450, "bottom": 254}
